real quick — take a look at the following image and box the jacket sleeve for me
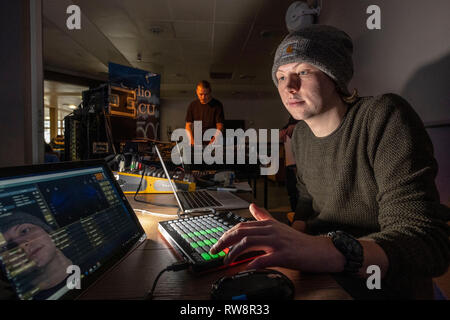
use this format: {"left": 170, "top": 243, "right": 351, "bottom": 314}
{"left": 364, "top": 94, "right": 450, "bottom": 284}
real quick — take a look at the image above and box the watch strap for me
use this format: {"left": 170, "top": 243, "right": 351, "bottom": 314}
{"left": 328, "top": 231, "right": 363, "bottom": 275}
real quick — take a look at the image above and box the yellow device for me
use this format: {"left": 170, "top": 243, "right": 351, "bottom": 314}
{"left": 113, "top": 171, "right": 196, "bottom": 194}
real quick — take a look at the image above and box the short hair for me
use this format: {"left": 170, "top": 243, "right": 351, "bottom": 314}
{"left": 340, "top": 88, "right": 359, "bottom": 104}
{"left": 196, "top": 80, "right": 211, "bottom": 91}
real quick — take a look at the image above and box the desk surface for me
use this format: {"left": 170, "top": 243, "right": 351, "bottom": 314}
{"left": 79, "top": 193, "right": 352, "bottom": 300}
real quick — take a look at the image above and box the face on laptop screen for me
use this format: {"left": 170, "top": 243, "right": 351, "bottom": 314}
{"left": 0, "top": 164, "right": 143, "bottom": 300}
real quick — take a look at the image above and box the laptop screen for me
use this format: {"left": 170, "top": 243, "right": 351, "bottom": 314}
{"left": 153, "top": 144, "right": 183, "bottom": 213}
{"left": 0, "top": 161, "right": 145, "bottom": 300}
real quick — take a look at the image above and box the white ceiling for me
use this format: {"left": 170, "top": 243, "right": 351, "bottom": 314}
{"left": 42, "top": 0, "right": 299, "bottom": 97}
{"left": 44, "top": 80, "right": 88, "bottom": 114}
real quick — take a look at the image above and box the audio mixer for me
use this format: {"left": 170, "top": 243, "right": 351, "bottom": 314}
{"left": 114, "top": 167, "right": 196, "bottom": 194}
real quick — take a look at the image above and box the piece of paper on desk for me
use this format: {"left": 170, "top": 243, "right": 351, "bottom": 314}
{"left": 233, "top": 182, "right": 253, "bottom": 192}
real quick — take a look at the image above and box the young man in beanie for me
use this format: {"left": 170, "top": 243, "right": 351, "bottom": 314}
{"left": 210, "top": 25, "right": 450, "bottom": 299}
{"left": 0, "top": 211, "right": 72, "bottom": 299}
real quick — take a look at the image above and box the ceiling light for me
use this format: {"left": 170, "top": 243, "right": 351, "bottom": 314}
{"left": 149, "top": 26, "right": 164, "bottom": 35}
{"left": 239, "top": 74, "right": 256, "bottom": 80}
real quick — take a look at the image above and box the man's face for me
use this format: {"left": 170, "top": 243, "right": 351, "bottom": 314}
{"left": 196, "top": 86, "right": 212, "bottom": 104}
{"left": 276, "top": 63, "right": 337, "bottom": 121}
{"left": 4, "top": 223, "right": 56, "bottom": 268}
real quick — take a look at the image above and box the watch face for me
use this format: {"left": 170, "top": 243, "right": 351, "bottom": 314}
{"left": 349, "top": 239, "right": 363, "bottom": 255}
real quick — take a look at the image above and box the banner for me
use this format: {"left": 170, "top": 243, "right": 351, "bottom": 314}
{"left": 108, "top": 62, "right": 161, "bottom": 140}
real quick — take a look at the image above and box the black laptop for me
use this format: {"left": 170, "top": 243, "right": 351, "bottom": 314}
{"left": 0, "top": 160, "right": 146, "bottom": 300}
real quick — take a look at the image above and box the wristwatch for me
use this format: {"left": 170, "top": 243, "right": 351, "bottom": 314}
{"left": 327, "top": 231, "right": 363, "bottom": 275}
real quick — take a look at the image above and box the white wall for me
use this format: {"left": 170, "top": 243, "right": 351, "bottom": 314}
{"left": 320, "top": 0, "right": 450, "bottom": 123}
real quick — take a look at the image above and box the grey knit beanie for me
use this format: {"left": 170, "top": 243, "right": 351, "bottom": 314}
{"left": 272, "top": 25, "right": 354, "bottom": 95}
{"left": 0, "top": 211, "right": 53, "bottom": 234}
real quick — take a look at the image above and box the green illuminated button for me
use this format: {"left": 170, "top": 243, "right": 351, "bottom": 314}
{"left": 211, "top": 228, "right": 218, "bottom": 233}
{"left": 204, "top": 239, "right": 212, "bottom": 246}
{"left": 197, "top": 241, "right": 205, "bottom": 247}
{"left": 210, "top": 253, "right": 219, "bottom": 259}
{"left": 194, "top": 232, "right": 201, "bottom": 236}
{"left": 206, "top": 229, "right": 213, "bottom": 234}
{"left": 190, "top": 242, "right": 198, "bottom": 249}
{"left": 218, "top": 251, "right": 226, "bottom": 257}
{"left": 187, "top": 233, "right": 194, "bottom": 237}
{"left": 181, "top": 234, "right": 189, "bottom": 239}
{"left": 210, "top": 238, "right": 217, "bottom": 244}
{"left": 201, "top": 252, "right": 211, "bottom": 261}
{"left": 216, "top": 227, "right": 224, "bottom": 232}
{"left": 200, "top": 230, "right": 207, "bottom": 235}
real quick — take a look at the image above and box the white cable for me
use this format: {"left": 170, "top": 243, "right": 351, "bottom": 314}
{"left": 134, "top": 208, "right": 179, "bottom": 218}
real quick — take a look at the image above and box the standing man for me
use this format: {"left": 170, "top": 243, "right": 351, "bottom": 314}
{"left": 209, "top": 25, "right": 449, "bottom": 299}
{"left": 185, "top": 80, "right": 225, "bottom": 145}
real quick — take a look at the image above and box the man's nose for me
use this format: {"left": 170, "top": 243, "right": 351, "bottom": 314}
{"left": 20, "top": 241, "right": 32, "bottom": 253}
{"left": 286, "top": 75, "right": 300, "bottom": 93}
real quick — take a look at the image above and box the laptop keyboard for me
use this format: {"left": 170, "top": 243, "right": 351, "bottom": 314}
{"left": 178, "top": 190, "right": 222, "bottom": 209}
{"left": 158, "top": 211, "right": 261, "bottom": 272}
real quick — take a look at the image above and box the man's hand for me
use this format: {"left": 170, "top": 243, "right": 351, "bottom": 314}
{"left": 248, "top": 203, "right": 275, "bottom": 221}
{"left": 209, "top": 124, "right": 223, "bottom": 145}
{"left": 209, "top": 204, "right": 346, "bottom": 272}
{"left": 291, "top": 220, "right": 306, "bottom": 232}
